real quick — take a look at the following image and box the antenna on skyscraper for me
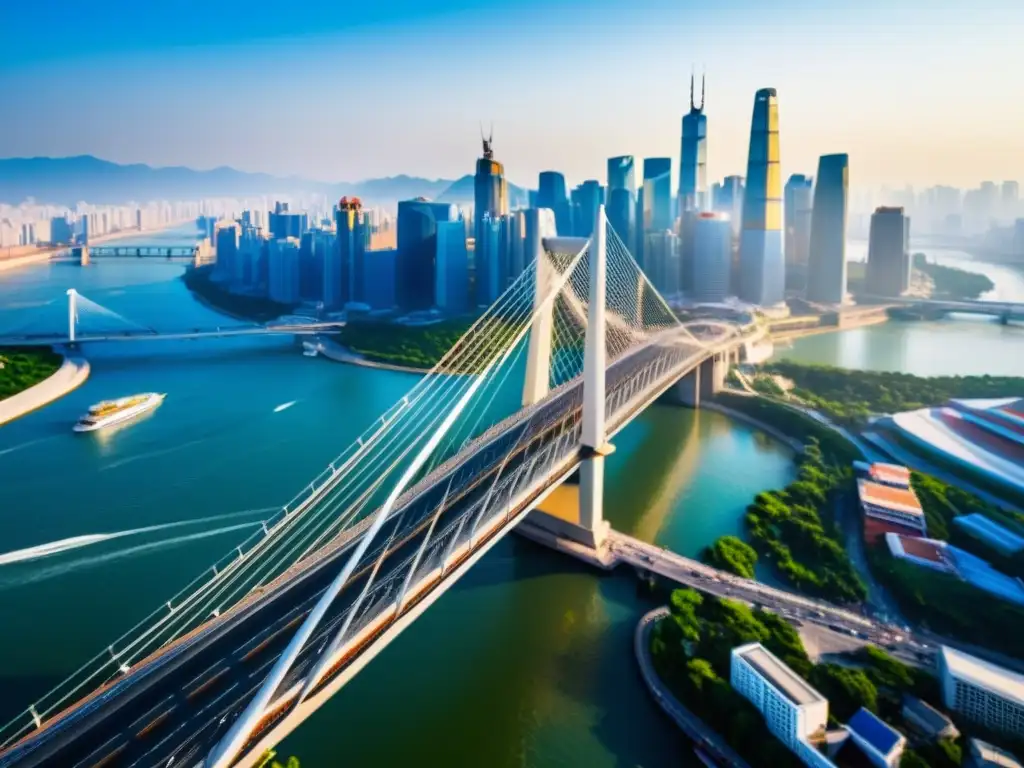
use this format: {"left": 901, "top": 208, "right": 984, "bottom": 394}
{"left": 689, "top": 67, "right": 695, "bottom": 111}
{"left": 480, "top": 122, "right": 494, "bottom": 159}
{"left": 699, "top": 68, "right": 706, "bottom": 111}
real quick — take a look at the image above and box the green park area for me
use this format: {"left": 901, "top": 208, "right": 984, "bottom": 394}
{"left": 913, "top": 253, "right": 995, "bottom": 301}
{"left": 0, "top": 346, "right": 62, "bottom": 400}
{"left": 334, "top": 318, "right": 476, "bottom": 370}
{"left": 649, "top": 588, "right": 975, "bottom": 768}
{"left": 182, "top": 266, "right": 295, "bottom": 323}
{"left": 758, "top": 360, "right": 1024, "bottom": 427}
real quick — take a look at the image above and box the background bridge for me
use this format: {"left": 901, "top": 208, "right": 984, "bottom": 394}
{"left": 0, "top": 206, "right": 742, "bottom": 768}
{"left": 0, "top": 289, "right": 343, "bottom": 346}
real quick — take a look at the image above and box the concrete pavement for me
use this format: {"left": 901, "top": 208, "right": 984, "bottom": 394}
{"left": 634, "top": 607, "right": 751, "bottom": 768}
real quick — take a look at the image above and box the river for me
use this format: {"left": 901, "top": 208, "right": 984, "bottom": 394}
{"left": 777, "top": 243, "right": 1024, "bottom": 377}
{"left": 0, "top": 228, "right": 796, "bottom": 767}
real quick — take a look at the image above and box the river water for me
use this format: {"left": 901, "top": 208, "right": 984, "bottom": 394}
{"left": 0, "top": 228, "right": 796, "bottom": 767}
{"left": 1, "top": 234, "right": 1020, "bottom": 765}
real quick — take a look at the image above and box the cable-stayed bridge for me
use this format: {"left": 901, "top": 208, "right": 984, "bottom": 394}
{"left": 0, "top": 290, "right": 343, "bottom": 346}
{"left": 0, "top": 207, "right": 743, "bottom": 768}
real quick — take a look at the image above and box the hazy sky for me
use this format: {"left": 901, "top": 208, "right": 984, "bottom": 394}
{"left": 2, "top": 0, "right": 1021, "bottom": 189}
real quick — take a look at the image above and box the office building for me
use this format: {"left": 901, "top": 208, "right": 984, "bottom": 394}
{"left": 537, "top": 171, "right": 571, "bottom": 236}
{"left": 784, "top": 174, "right": 813, "bottom": 271}
{"left": 397, "top": 198, "right": 458, "bottom": 310}
{"left": 267, "top": 238, "right": 301, "bottom": 305}
{"left": 363, "top": 248, "right": 397, "bottom": 309}
{"left": 865, "top": 207, "right": 910, "bottom": 297}
{"left": 297, "top": 231, "right": 323, "bottom": 302}
{"left": 966, "top": 738, "right": 1022, "bottom": 768}
{"left": 502, "top": 211, "right": 527, "bottom": 282}
{"left": 857, "top": 473, "right": 926, "bottom": 541}
{"left": 607, "top": 156, "right": 636, "bottom": 255}
{"left": 714, "top": 175, "right": 745, "bottom": 239}
{"left": 642, "top": 158, "right": 673, "bottom": 232}
{"left": 806, "top": 154, "right": 849, "bottom": 304}
{"left": 269, "top": 209, "right": 308, "bottom": 240}
{"left": 574, "top": 180, "right": 604, "bottom": 239}
{"left": 474, "top": 133, "right": 509, "bottom": 305}
{"left": 731, "top": 643, "right": 833, "bottom": 768}
{"left": 738, "top": 88, "right": 784, "bottom": 307}
{"left": 846, "top": 707, "right": 906, "bottom": 768}
{"left": 901, "top": 695, "right": 960, "bottom": 742}
{"left": 214, "top": 223, "right": 240, "bottom": 283}
{"left": 336, "top": 197, "right": 368, "bottom": 305}
{"left": 524, "top": 208, "right": 557, "bottom": 270}
{"left": 939, "top": 645, "right": 1024, "bottom": 736}
{"left": 50, "top": 216, "right": 73, "bottom": 244}
{"left": 475, "top": 214, "right": 503, "bottom": 306}
{"left": 678, "top": 73, "right": 708, "bottom": 216}
{"left": 316, "top": 229, "right": 342, "bottom": 309}
{"left": 642, "top": 230, "right": 679, "bottom": 297}
{"left": 692, "top": 212, "right": 732, "bottom": 303}
{"left": 436, "top": 221, "right": 470, "bottom": 313}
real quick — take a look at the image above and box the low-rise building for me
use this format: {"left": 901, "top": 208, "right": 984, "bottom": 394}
{"left": 846, "top": 707, "right": 906, "bottom": 768}
{"left": 939, "top": 646, "right": 1024, "bottom": 736}
{"left": 965, "top": 738, "right": 1022, "bottom": 768}
{"left": 731, "top": 642, "right": 836, "bottom": 767}
{"left": 901, "top": 695, "right": 960, "bottom": 741}
{"left": 858, "top": 477, "right": 927, "bottom": 542}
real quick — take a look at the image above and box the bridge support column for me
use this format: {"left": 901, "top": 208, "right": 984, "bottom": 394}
{"left": 66, "top": 289, "right": 77, "bottom": 343}
{"left": 522, "top": 240, "right": 556, "bottom": 407}
{"left": 522, "top": 206, "right": 611, "bottom": 550}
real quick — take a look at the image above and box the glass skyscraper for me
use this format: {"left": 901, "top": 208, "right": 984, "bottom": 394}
{"left": 678, "top": 74, "right": 708, "bottom": 216}
{"left": 784, "top": 174, "right": 813, "bottom": 273}
{"left": 692, "top": 212, "right": 733, "bottom": 303}
{"left": 474, "top": 134, "right": 509, "bottom": 306}
{"left": 606, "top": 156, "right": 636, "bottom": 255}
{"left": 397, "top": 198, "right": 457, "bottom": 310}
{"left": 866, "top": 206, "right": 910, "bottom": 297}
{"left": 336, "top": 196, "right": 368, "bottom": 305}
{"left": 642, "top": 158, "right": 673, "bottom": 232}
{"left": 806, "top": 154, "right": 849, "bottom": 304}
{"left": 536, "top": 171, "right": 571, "bottom": 236}
{"left": 738, "top": 88, "right": 784, "bottom": 307}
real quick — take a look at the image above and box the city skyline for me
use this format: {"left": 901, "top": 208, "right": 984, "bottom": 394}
{"left": 2, "top": 0, "right": 1022, "bottom": 189}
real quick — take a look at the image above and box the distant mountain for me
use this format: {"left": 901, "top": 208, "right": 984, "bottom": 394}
{"left": 436, "top": 174, "right": 530, "bottom": 208}
{"left": 0, "top": 156, "right": 532, "bottom": 210}
{"left": 0, "top": 156, "right": 460, "bottom": 208}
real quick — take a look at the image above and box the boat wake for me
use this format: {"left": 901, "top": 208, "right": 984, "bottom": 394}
{"left": 0, "top": 507, "right": 278, "bottom": 567}
{"left": 273, "top": 400, "right": 297, "bottom": 413}
{"left": 0, "top": 522, "right": 261, "bottom": 590}
{"left": 98, "top": 436, "right": 209, "bottom": 472}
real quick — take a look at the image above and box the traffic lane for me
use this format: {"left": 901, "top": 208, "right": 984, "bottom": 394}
{"left": 7, "top": 343, "right": 687, "bottom": 766}
{"left": 14, "top": 382, "right": 591, "bottom": 767}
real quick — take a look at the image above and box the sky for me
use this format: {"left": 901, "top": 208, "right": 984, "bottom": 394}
{"left": 1, "top": 0, "right": 1022, "bottom": 190}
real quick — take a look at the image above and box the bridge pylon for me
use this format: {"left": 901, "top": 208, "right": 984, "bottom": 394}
{"left": 66, "top": 289, "right": 77, "bottom": 343}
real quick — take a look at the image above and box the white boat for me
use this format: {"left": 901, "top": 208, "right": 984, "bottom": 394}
{"left": 73, "top": 393, "right": 165, "bottom": 433}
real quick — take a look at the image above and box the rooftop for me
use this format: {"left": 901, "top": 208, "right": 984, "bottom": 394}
{"left": 953, "top": 514, "right": 1024, "bottom": 554}
{"left": 902, "top": 695, "right": 956, "bottom": 734}
{"left": 970, "top": 738, "right": 1023, "bottom": 768}
{"left": 887, "top": 534, "right": 949, "bottom": 565}
{"left": 847, "top": 707, "right": 904, "bottom": 756}
{"left": 869, "top": 463, "right": 910, "bottom": 487}
{"left": 735, "top": 643, "right": 825, "bottom": 707}
{"left": 941, "top": 646, "right": 1024, "bottom": 707}
{"left": 857, "top": 479, "right": 924, "bottom": 517}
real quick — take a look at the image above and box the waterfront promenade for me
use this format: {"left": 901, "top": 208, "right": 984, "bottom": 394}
{"left": 0, "top": 356, "right": 89, "bottom": 426}
{"left": 634, "top": 607, "right": 751, "bottom": 768}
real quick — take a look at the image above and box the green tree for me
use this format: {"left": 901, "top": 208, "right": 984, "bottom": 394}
{"left": 701, "top": 536, "right": 758, "bottom": 579}
{"left": 809, "top": 664, "right": 878, "bottom": 720}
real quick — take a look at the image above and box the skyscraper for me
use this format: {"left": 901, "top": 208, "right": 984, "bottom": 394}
{"left": 267, "top": 237, "right": 301, "bottom": 305}
{"left": 806, "top": 154, "right": 849, "bottom": 304}
{"left": 784, "top": 174, "right": 813, "bottom": 272}
{"left": 397, "top": 198, "right": 458, "bottom": 310}
{"left": 474, "top": 132, "right": 509, "bottom": 305}
{"left": 643, "top": 230, "right": 680, "bottom": 297}
{"left": 692, "top": 212, "right": 733, "bottom": 303}
{"left": 642, "top": 158, "right": 673, "bottom": 232}
{"left": 336, "top": 197, "right": 368, "bottom": 305}
{"left": 738, "top": 88, "right": 784, "bottom": 307}
{"left": 574, "top": 180, "right": 604, "bottom": 238}
{"left": 475, "top": 214, "right": 503, "bottom": 306}
{"left": 866, "top": 206, "right": 910, "bottom": 297}
{"left": 537, "top": 171, "right": 571, "bottom": 235}
{"left": 436, "top": 221, "right": 470, "bottom": 313}
{"left": 607, "top": 156, "right": 636, "bottom": 256}
{"left": 714, "top": 176, "right": 745, "bottom": 239}
{"left": 678, "top": 73, "right": 708, "bottom": 216}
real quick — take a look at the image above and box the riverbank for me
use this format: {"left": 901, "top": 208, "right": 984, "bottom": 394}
{"left": 0, "top": 352, "right": 90, "bottom": 426}
{"left": 0, "top": 221, "right": 195, "bottom": 274}
{"left": 316, "top": 337, "right": 428, "bottom": 375}
{"left": 635, "top": 607, "right": 751, "bottom": 768}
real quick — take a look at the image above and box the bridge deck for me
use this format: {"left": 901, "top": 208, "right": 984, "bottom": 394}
{"left": 0, "top": 332, "right": 716, "bottom": 768}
